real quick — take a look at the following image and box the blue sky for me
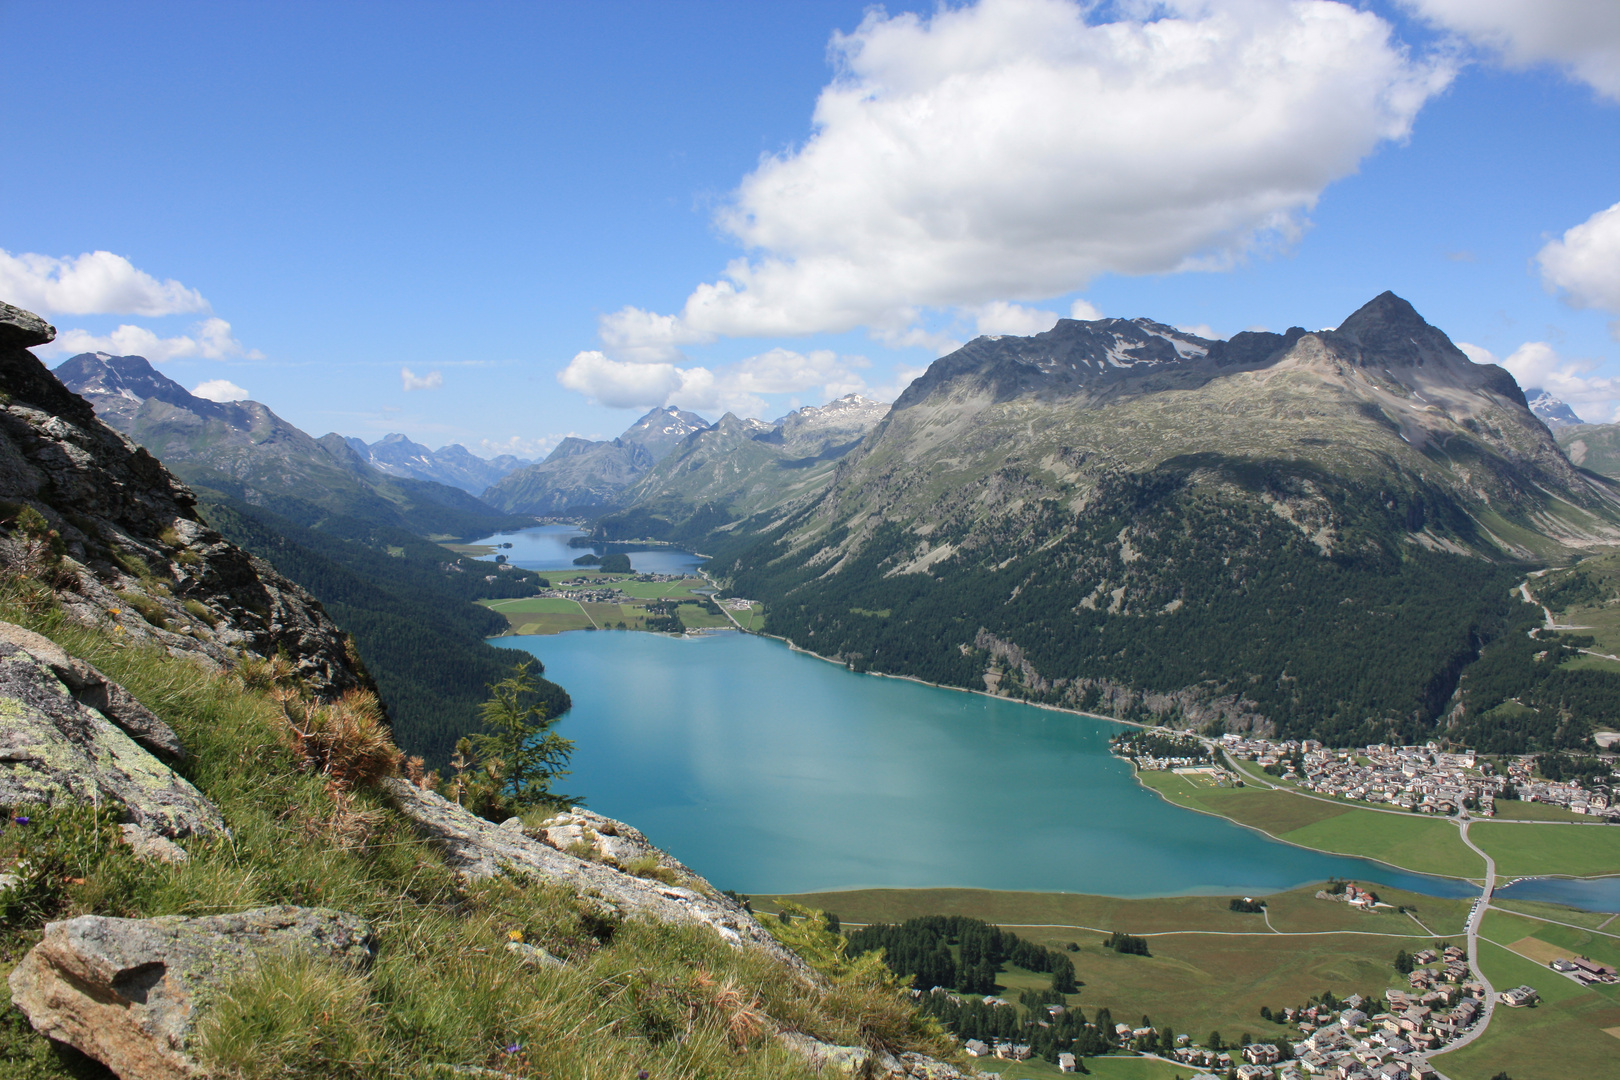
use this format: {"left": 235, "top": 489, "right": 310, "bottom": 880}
{"left": 4, "top": 0, "right": 1619, "bottom": 458}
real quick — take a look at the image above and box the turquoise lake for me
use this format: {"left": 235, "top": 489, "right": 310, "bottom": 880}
{"left": 497, "top": 628, "right": 1478, "bottom": 900}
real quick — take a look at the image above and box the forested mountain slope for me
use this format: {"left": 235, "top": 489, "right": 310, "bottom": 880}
{"left": 720, "top": 293, "right": 1620, "bottom": 747}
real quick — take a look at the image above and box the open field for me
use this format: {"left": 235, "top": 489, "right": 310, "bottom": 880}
{"left": 1492, "top": 897, "right": 1619, "bottom": 929}
{"left": 484, "top": 597, "right": 588, "bottom": 614}
{"left": 479, "top": 575, "right": 719, "bottom": 634}
{"left": 765, "top": 886, "right": 1469, "bottom": 938}
{"left": 439, "top": 542, "right": 497, "bottom": 557}
{"left": 1472, "top": 820, "right": 1620, "bottom": 877}
{"left": 1276, "top": 812, "right": 1483, "bottom": 879}
{"left": 1431, "top": 928, "right": 1620, "bottom": 1080}
{"left": 1136, "top": 770, "right": 1482, "bottom": 877}
{"left": 507, "top": 613, "right": 594, "bottom": 635}
{"left": 674, "top": 602, "right": 732, "bottom": 629}
{"left": 1491, "top": 800, "right": 1596, "bottom": 822}
{"left": 765, "top": 886, "right": 1471, "bottom": 1041}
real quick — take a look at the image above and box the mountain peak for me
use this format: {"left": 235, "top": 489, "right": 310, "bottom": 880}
{"left": 53, "top": 352, "right": 204, "bottom": 411}
{"left": 1332, "top": 291, "right": 1463, "bottom": 368}
{"left": 1525, "top": 388, "right": 1586, "bottom": 428}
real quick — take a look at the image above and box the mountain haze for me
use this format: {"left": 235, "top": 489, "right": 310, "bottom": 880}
{"left": 345, "top": 432, "right": 533, "bottom": 493}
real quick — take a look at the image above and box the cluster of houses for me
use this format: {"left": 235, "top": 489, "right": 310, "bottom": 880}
{"left": 1405, "top": 945, "right": 1472, "bottom": 990}
{"left": 1216, "top": 735, "right": 1619, "bottom": 818}
{"left": 1499, "top": 757, "right": 1614, "bottom": 817}
{"left": 1548, "top": 955, "right": 1618, "bottom": 986}
{"left": 1158, "top": 977, "right": 1489, "bottom": 1080}
{"left": 536, "top": 585, "right": 632, "bottom": 604}
{"left": 960, "top": 1039, "right": 1031, "bottom": 1060}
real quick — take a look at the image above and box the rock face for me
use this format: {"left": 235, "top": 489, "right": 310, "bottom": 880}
{"left": 8, "top": 906, "right": 375, "bottom": 1080}
{"left": 0, "top": 622, "right": 223, "bottom": 838}
{"left": 381, "top": 778, "right": 817, "bottom": 982}
{"left": 0, "top": 302, "right": 369, "bottom": 698}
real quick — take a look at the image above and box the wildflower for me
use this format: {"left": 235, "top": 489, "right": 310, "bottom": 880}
{"left": 108, "top": 608, "right": 121, "bottom": 616}
{"left": 503, "top": 1043, "right": 522, "bottom": 1055}
{"left": 638, "top": 1072, "right": 650, "bottom": 1079}
{"left": 508, "top": 929, "right": 524, "bottom": 943}
{"left": 13, "top": 816, "right": 29, "bottom": 825}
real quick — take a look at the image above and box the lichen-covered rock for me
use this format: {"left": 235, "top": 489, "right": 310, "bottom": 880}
{"left": 7, "top": 905, "right": 375, "bottom": 1080}
{"left": 382, "top": 778, "right": 818, "bottom": 983}
{"left": 0, "top": 620, "right": 184, "bottom": 758}
{"left": 533, "top": 806, "right": 698, "bottom": 882}
{"left": 0, "top": 633, "right": 223, "bottom": 837}
{"left": 776, "top": 1032, "right": 983, "bottom": 1079}
{"left": 0, "top": 300, "right": 369, "bottom": 700}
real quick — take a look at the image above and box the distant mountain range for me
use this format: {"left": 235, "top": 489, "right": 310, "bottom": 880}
{"left": 54, "top": 352, "right": 522, "bottom": 539}
{"left": 345, "top": 433, "right": 533, "bottom": 494}
{"left": 704, "top": 293, "right": 1620, "bottom": 750}
{"left": 483, "top": 397, "right": 890, "bottom": 520}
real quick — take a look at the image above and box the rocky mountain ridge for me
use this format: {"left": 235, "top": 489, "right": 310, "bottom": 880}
{"left": 0, "top": 306, "right": 368, "bottom": 696}
{"left": 54, "top": 352, "right": 521, "bottom": 539}
{"left": 486, "top": 396, "right": 891, "bottom": 520}
{"left": 720, "top": 293, "right": 1620, "bottom": 746}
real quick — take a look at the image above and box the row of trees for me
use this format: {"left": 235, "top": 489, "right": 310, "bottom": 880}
{"left": 844, "top": 916, "right": 1078, "bottom": 994}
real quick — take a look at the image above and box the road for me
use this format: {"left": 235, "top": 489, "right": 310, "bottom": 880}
{"left": 1428, "top": 819, "right": 1498, "bottom": 1062}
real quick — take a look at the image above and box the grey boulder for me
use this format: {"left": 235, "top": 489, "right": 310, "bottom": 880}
{"left": 0, "top": 630, "right": 223, "bottom": 838}
{"left": 8, "top": 906, "right": 375, "bottom": 1080}
{"left": 382, "top": 778, "right": 817, "bottom": 982}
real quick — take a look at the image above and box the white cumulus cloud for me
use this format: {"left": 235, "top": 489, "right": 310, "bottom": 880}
{"left": 1537, "top": 201, "right": 1620, "bottom": 332}
{"left": 0, "top": 249, "right": 210, "bottom": 316}
{"left": 191, "top": 379, "right": 250, "bottom": 402}
{"left": 1461, "top": 340, "right": 1620, "bottom": 420}
{"left": 401, "top": 367, "right": 444, "bottom": 391}
{"left": 974, "top": 301, "right": 1062, "bottom": 337}
{"left": 1403, "top": 0, "right": 1620, "bottom": 101}
{"left": 479, "top": 433, "right": 598, "bottom": 461}
{"left": 599, "top": 0, "right": 1451, "bottom": 353}
{"left": 37, "top": 317, "right": 262, "bottom": 363}
{"left": 557, "top": 346, "right": 875, "bottom": 416}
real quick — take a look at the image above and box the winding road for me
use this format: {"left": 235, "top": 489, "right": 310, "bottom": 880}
{"left": 1431, "top": 820, "right": 1497, "bottom": 1061}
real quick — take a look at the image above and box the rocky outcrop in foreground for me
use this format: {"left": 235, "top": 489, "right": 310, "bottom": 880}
{"left": 0, "top": 619, "right": 223, "bottom": 839}
{"left": 382, "top": 778, "right": 818, "bottom": 982}
{"left": 0, "top": 300, "right": 367, "bottom": 699}
{"left": 8, "top": 906, "right": 374, "bottom": 1080}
